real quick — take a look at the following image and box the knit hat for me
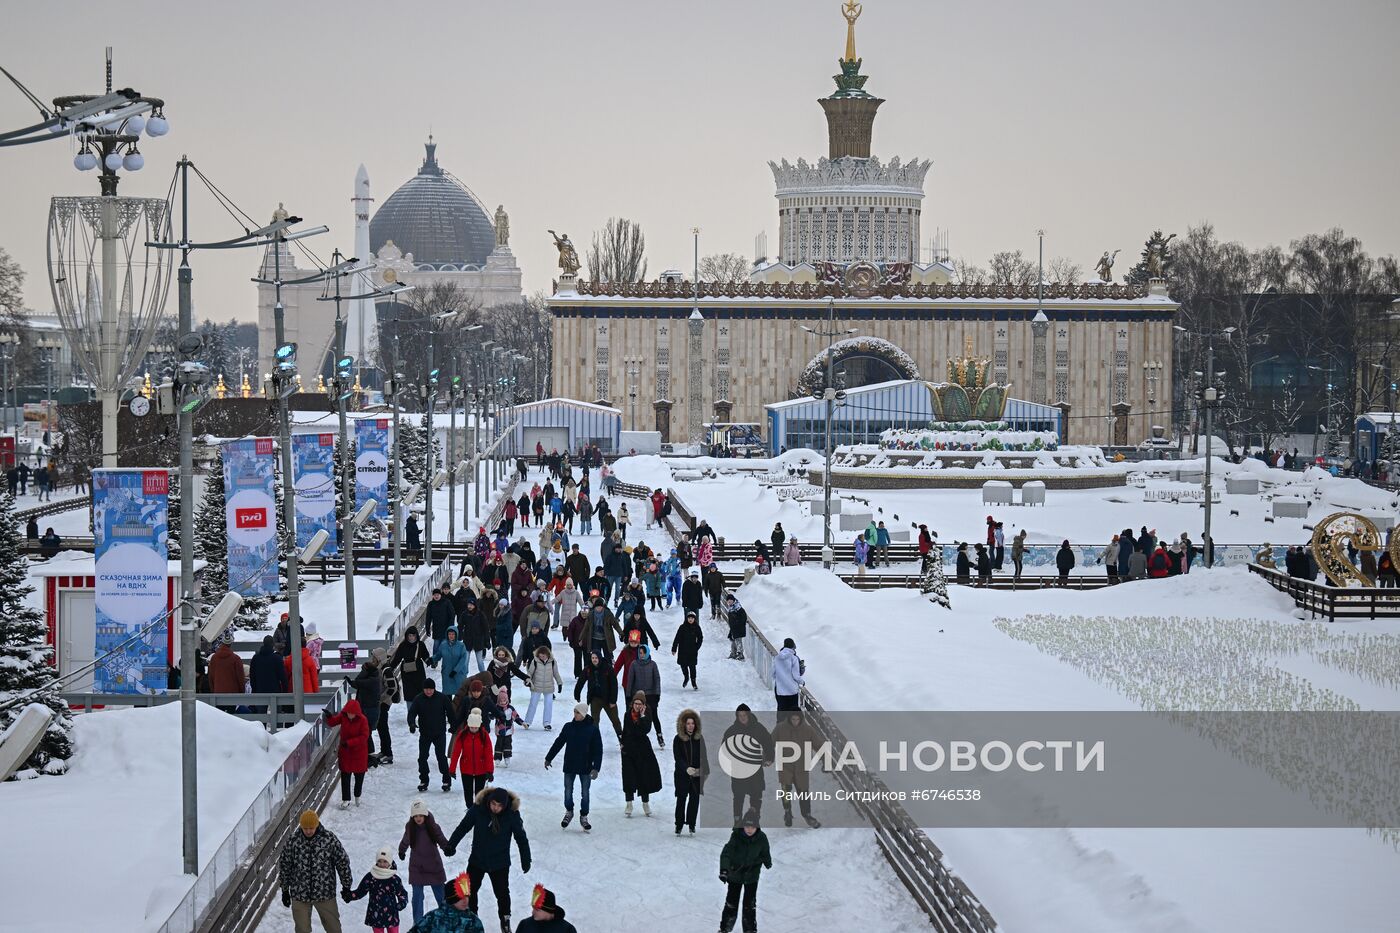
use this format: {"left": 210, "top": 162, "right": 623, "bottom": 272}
{"left": 371, "top": 847, "right": 397, "bottom": 880}
{"left": 371, "top": 646, "right": 388, "bottom": 664}
{"left": 631, "top": 690, "right": 648, "bottom": 705}
{"left": 423, "top": 678, "right": 436, "bottom": 691}
{"left": 743, "top": 808, "right": 760, "bottom": 828}
{"left": 446, "top": 872, "right": 472, "bottom": 904}
{"left": 298, "top": 810, "right": 319, "bottom": 832}
{"left": 497, "top": 687, "right": 510, "bottom": 703}
{"left": 574, "top": 702, "right": 589, "bottom": 718}
{"left": 410, "top": 799, "right": 430, "bottom": 818}
{"left": 531, "top": 883, "right": 565, "bottom": 919}
{"left": 467, "top": 709, "right": 483, "bottom": 729}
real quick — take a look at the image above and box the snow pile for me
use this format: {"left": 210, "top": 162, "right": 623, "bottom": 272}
{"left": 735, "top": 567, "right": 1400, "bottom": 931}
{"left": 608, "top": 454, "right": 674, "bottom": 490}
{"left": 882, "top": 426, "right": 1060, "bottom": 451}
{"left": 0, "top": 703, "right": 307, "bottom": 932}
{"left": 671, "top": 474, "right": 822, "bottom": 542}
{"left": 262, "top": 570, "right": 431, "bottom": 639}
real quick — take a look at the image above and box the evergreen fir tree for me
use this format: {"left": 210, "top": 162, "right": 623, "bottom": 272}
{"left": 918, "top": 548, "right": 951, "bottom": 610}
{"left": 192, "top": 451, "right": 271, "bottom": 630}
{"left": 1125, "top": 230, "right": 1176, "bottom": 285}
{"left": 0, "top": 492, "right": 74, "bottom": 775}
{"left": 165, "top": 472, "right": 181, "bottom": 560}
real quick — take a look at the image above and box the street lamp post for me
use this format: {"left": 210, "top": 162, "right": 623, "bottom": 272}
{"left": 0, "top": 334, "right": 15, "bottom": 447}
{"left": 800, "top": 299, "right": 855, "bottom": 569}
{"left": 625, "top": 357, "right": 641, "bottom": 431}
{"left": 1177, "top": 325, "right": 1235, "bottom": 568}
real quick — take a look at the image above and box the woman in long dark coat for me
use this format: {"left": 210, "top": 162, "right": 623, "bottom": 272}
{"left": 670, "top": 610, "right": 704, "bottom": 690}
{"left": 620, "top": 691, "right": 663, "bottom": 817}
{"left": 672, "top": 708, "right": 708, "bottom": 834}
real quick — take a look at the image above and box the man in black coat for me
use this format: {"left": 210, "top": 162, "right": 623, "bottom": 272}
{"left": 445, "top": 785, "right": 531, "bottom": 928}
{"left": 248, "top": 636, "right": 286, "bottom": 712}
{"left": 407, "top": 678, "right": 456, "bottom": 792}
{"left": 723, "top": 704, "right": 774, "bottom": 825}
{"left": 350, "top": 656, "right": 383, "bottom": 757}
{"left": 565, "top": 545, "right": 591, "bottom": 589}
{"left": 426, "top": 588, "right": 456, "bottom": 648}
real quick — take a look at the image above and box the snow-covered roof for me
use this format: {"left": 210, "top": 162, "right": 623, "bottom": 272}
{"left": 513, "top": 397, "right": 622, "bottom": 415}
{"left": 1359, "top": 412, "right": 1400, "bottom": 425}
{"left": 765, "top": 378, "right": 921, "bottom": 410}
{"left": 30, "top": 552, "right": 207, "bottom": 577}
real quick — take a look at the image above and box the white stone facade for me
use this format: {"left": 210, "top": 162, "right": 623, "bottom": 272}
{"left": 770, "top": 155, "right": 930, "bottom": 265}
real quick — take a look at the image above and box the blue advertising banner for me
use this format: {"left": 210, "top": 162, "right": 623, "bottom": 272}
{"left": 293, "top": 432, "right": 339, "bottom": 556}
{"left": 224, "top": 437, "right": 279, "bottom": 596}
{"left": 355, "top": 418, "right": 390, "bottom": 522}
{"left": 92, "top": 469, "right": 169, "bottom": 694}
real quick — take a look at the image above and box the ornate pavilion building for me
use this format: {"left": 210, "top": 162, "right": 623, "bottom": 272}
{"left": 547, "top": 5, "right": 1176, "bottom": 448}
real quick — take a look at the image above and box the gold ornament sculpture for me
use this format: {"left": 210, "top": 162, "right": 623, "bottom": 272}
{"left": 1308, "top": 511, "right": 1393, "bottom": 587}
{"left": 240, "top": 373, "right": 252, "bottom": 398}
{"left": 215, "top": 374, "right": 228, "bottom": 399}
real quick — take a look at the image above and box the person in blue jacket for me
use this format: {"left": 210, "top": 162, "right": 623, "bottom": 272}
{"left": 543, "top": 703, "right": 604, "bottom": 833}
{"left": 662, "top": 550, "right": 682, "bottom": 609}
{"left": 875, "top": 521, "right": 892, "bottom": 567}
{"left": 432, "top": 626, "right": 469, "bottom": 699}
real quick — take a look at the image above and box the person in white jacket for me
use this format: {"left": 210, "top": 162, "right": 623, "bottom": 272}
{"left": 771, "top": 639, "right": 804, "bottom": 711}
{"left": 521, "top": 644, "right": 564, "bottom": 730}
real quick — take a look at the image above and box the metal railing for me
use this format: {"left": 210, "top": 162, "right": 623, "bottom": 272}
{"left": 58, "top": 691, "right": 341, "bottom": 731}
{"left": 720, "top": 596, "right": 997, "bottom": 932}
{"left": 836, "top": 572, "right": 1112, "bottom": 591}
{"left": 154, "top": 678, "right": 351, "bottom": 933}
{"left": 1247, "top": 563, "right": 1400, "bottom": 621}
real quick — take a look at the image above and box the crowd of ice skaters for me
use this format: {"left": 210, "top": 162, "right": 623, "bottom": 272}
{"left": 274, "top": 451, "right": 810, "bottom": 933}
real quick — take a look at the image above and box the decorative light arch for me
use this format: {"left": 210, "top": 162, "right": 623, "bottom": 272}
{"left": 796, "top": 336, "right": 920, "bottom": 397}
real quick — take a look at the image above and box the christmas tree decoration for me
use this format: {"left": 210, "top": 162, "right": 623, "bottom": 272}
{"left": 919, "top": 548, "right": 950, "bottom": 609}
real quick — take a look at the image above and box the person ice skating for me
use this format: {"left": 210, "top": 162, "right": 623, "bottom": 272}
{"left": 544, "top": 704, "right": 604, "bottom": 832}
{"left": 449, "top": 708, "right": 495, "bottom": 805}
{"left": 428, "top": 589, "right": 456, "bottom": 648}
{"left": 955, "top": 543, "right": 971, "bottom": 584}
{"left": 350, "top": 653, "right": 383, "bottom": 760}
{"left": 493, "top": 687, "right": 524, "bottom": 767}
{"left": 672, "top": 709, "right": 708, "bottom": 835}
{"left": 671, "top": 610, "right": 704, "bottom": 690}
{"left": 724, "top": 594, "right": 747, "bottom": 661}
{"left": 408, "top": 679, "right": 456, "bottom": 793}
{"left": 411, "top": 872, "right": 486, "bottom": 932}
{"left": 376, "top": 648, "right": 401, "bottom": 765}
{"left": 347, "top": 847, "right": 409, "bottom": 933}
{"left": 723, "top": 705, "right": 773, "bottom": 825}
{"left": 392, "top": 626, "right": 432, "bottom": 706}
{"left": 574, "top": 648, "right": 623, "bottom": 737}
{"left": 771, "top": 638, "right": 804, "bottom": 712}
{"left": 704, "top": 565, "right": 727, "bottom": 620}
{"left": 1011, "top": 529, "right": 1026, "bottom": 581}
{"left": 772, "top": 711, "right": 823, "bottom": 829}
{"left": 515, "top": 884, "right": 576, "bottom": 932}
{"left": 400, "top": 800, "right": 452, "bottom": 924}
{"left": 522, "top": 644, "right": 563, "bottom": 730}
{"left": 488, "top": 645, "right": 529, "bottom": 700}
{"left": 278, "top": 809, "right": 353, "bottom": 933}
{"left": 616, "top": 502, "right": 630, "bottom": 541}
{"left": 444, "top": 786, "right": 531, "bottom": 932}
{"left": 519, "top": 617, "right": 550, "bottom": 669}
{"left": 327, "top": 699, "right": 372, "bottom": 808}
{"left": 718, "top": 809, "right": 771, "bottom": 933}
{"left": 620, "top": 691, "right": 663, "bottom": 818}
{"left": 458, "top": 599, "right": 491, "bottom": 675}
{"left": 623, "top": 643, "right": 664, "bottom": 745}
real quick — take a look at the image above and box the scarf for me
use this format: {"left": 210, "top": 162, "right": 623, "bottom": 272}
{"left": 371, "top": 862, "right": 397, "bottom": 881}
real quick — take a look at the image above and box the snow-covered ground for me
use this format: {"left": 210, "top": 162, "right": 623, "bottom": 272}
{"left": 614, "top": 454, "right": 1398, "bottom": 549}
{"left": 736, "top": 566, "right": 1400, "bottom": 933}
{"left": 259, "top": 469, "right": 927, "bottom": 933}
{"left": 0, "top": 703, "right": 308, "bottom": 933}
{"left": 260, "top": 571, "right": 437, "bottom": 640}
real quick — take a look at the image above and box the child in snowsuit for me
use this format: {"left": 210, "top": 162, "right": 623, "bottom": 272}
{"left": 493, "top": 687, "right": 524, "bottom": 767}
{"left": 663, "top": 551, "right": 682, "bottom": 609}
{"left": 347, "top": 847, "right": 409, "bottom": 933}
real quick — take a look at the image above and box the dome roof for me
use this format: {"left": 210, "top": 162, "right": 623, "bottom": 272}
{"left": 369, "top": 138, "right": 496, "bottom": 268}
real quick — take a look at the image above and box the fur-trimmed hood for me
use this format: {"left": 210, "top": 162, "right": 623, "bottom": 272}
{"left": 675, "top": 708, "right": 702, "bottom": 739}
{"left": 472, "top": 786, "right": 522, "bottom": 812}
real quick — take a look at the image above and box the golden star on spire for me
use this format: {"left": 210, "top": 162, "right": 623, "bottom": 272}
{"left": 842, "top": 0, "right": 863, "bottom": 62}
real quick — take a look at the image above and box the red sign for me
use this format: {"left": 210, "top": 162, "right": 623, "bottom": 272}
{"left": 255, "top": 438, "right": 274, "bottom": 455}
{"left": 143, "top": 471, "right": 169, "bottom": 496}
{"left": 319, "top": 433, "right": 335, "bottom": 446}
{"left": 376, "top": 420, "right": 388, "bottom": 429}
{"left": 0, "top": 436, "right": 12, "bottom": 470}
{"left": 234, "top": 507, "right": 269, "bottom": 529}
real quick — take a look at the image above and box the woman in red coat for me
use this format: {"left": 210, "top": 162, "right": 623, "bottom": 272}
{"left": 448, "top": 708, "right": 495, "bottom": 805}
{"left": 327, "top": 698, "right": 371, "bottom": 808}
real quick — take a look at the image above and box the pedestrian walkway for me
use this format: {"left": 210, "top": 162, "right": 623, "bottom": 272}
{"left": 260, "top": 466, "right": 923, "bottom": 932}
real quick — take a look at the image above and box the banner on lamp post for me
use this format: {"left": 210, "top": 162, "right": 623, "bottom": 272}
{"left": 223, "top": 437, "right": 279, "bottom": 597}
{"left": 92, "top": 468, "right": 169, "bottom": 694}
{"left": 293, "top": 433, "right": 339, "bottom": 556}
{"left": 355, "top": 418, "right": 390, "bottom": 523}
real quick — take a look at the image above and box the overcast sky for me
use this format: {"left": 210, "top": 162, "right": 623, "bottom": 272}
{"left": 3, "top": 0, "right": 1398, "bottom": 322}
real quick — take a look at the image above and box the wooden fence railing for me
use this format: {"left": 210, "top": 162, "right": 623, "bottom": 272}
{"left": 1247, "top": 563, "right": 1400, "bottom": 621}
